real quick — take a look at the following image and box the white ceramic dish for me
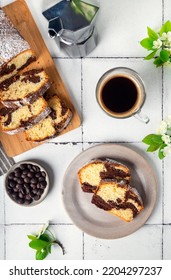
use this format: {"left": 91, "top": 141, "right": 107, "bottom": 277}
{"left": 5, "top": 160, "right": 49, "bottom": 207}
{"left": 62, "top": 144, "right": 157, "bottom": 239}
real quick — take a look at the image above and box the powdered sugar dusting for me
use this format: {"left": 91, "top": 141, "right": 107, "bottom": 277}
{"left": 0, "top": 9, "right": 30, "bottom": 63}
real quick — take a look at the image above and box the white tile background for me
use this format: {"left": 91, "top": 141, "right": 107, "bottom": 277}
{"left": 5, "top": 224, "right": 83, "bottom": 260}
{"left": 0, "top": 0, "right": 171, "bottom": 260}
{"left": 84, "top": 225, "right": 162, "bottom": 260}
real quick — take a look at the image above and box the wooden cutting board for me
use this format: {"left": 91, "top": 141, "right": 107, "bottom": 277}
{"left": 0, "top": 0, "right": 81, "bottom": 157}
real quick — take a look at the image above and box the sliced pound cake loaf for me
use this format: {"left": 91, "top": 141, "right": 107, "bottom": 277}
{"left": 0, "top": 97, "right": 51, "bottom": 134}
{"left": 0, "top": 49, "right": 36, "bottom": 84}
{"left": 78, "top": 159, "right": 131, "bottom": 193}
{"left": 91, "top": 179, "right": 144, "bottom": 222}
{"left": 25, "top": 95, "right": 72, "bottom": 142}
{"left": 0, "top": 69, "right": 51, "bottom": 108}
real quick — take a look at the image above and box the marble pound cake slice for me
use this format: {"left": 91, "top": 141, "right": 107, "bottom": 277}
{"left": 0, "top": 69, "right": 51, "bottom": 108}
{"left": 78, "top": 159, "right": 131, "bottom": 193}
{"left": 0, "top": 97, "right": 51, "bottom": 134}
{"left": 0, "top": 49, "right": 36, "bottom": 84}
{"left": 91, "top": 180, "right": 144, "bottom": 222}
{"left": 25, "top": 95, "right": 72, "bottom": 142}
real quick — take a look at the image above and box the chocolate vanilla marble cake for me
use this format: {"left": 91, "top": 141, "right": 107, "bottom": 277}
{"left": 0, "top": 49, "right": 36, "bottom": 84}
{"left": 0, "top": 9, "right": 73, "bottom": 143}
{"left": 78, "top": 159, "right": 131, "bottom": 193}
{"left": 0, "top": 69, "right": 51, "bottom": 108}
{"left": 91, "top": 179, "right": 144, "bottom": 222}
{"left": 0, "top": 97, "right": 51, "bottom": 134}
{"left": 25, "top": 94, "right": 72, "bottom": 142}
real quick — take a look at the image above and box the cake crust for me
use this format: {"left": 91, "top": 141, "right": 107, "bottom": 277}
{"left": 78, "top": 159, "right": 131, "bottom": 193}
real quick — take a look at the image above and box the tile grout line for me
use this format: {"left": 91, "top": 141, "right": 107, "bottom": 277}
{"left": 82, "top": 232, "right": 85, "bottom": 260}
{"left": 81, "top": 58, "right": 84, "bottom": 150}
{"left": 161, "top": 0, "right": 165, "bottom": 260}
{"left": 47, "top": 140, "right": 145, "bottom": 145}
{"left": 3, "top": 184, "right": 6, "bottom": 260}
{"left": 4, "top": 223, "right": 73, "bottom": 226}
{"left": 52, "top": 56, "right": 147, "bottom": 60}
{"left": 4, "top": 222, "right": 170, "bottom": 226}
{"left": 161, "top": 66, "right": 164, "bottom": 260}
{"left": 162, "top": 0, "right": 165, "bottom": 23}
{"left": 80, "top": 58, "right": 85, "bottom": 260}
{"left": 162, "top": 160, "right": 165, "bottom": 260}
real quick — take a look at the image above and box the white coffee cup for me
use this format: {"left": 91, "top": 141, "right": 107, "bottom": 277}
{"left": 96, "top": 67, "right": 149, "bottom": 123}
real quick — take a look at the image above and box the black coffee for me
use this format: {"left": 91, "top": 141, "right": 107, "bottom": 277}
{"left": 101, "top": 76, "right": 138, "bottom": 113}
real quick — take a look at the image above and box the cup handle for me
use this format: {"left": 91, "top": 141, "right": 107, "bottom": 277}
{"left": 134, "top": 110, "right": 150, "bottom": 124}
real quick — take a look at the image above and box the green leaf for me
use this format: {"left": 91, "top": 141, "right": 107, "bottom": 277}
{"left": 28, "top": 225, "right": 64, "bottom": 260}
{"left": 147, "top": 27, "right": 158, "bottom": 40}
{"left": 142, "top": 134, "right": 155, "bottom": 144}
{"left": 158, "top": 144, "right": 167, "bottom": 159}
{"left": 160, "top": 49, "right": 170, "bottom": 62}
{"left": 153, "top": 57, "right": 164, "bottom": 67}
{"left": 36, "top": 248, "right": 48, "bottom": 260}
{"left": 152, "top": 134, "right": 163, "bottom": 144}
{"left": 27, "top": 235, "right": 37, "bottom": 241}
{"left": 140, "top": 37, "right": 154, "bottom": 50}
{"left": 142, "top": 134, "right": 163, "bottom": 145}
{"left": 29, "top": 239, "right": 49, "bottom": 250}
{"left": 160, "top": 20, "right": 171, "bottom": 35}
{"left": 47, "top": 244, "right": 52, "bottom": 254}
{"left": 147, "top": 143, "right": 161, "bottom": 152}
{"left": 39, "top": 233, "right": 52, "bottom": 242}
{"left": 144, "top": 50, "right": 157, "bottom": 60}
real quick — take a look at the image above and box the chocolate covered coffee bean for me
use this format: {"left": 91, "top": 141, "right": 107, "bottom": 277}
{"left": 6, "top": 162, "right": 48, "bottom": 206}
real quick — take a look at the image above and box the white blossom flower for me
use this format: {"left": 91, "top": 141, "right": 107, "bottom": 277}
{"left": 163, "top": 144, "right": 171, "bottom": 156}
{"left": 36, "top": 221, "right": 49, "bottom": 238}
{"left": 157, "top": 120, "right": 167, "bottom": 134}
{"left": 165, "top": 115, "right": 171, "bottom": 126}
{"left": 153, "top": 39, "right": 162, "bottom": 49}
{"left": 160, "top": 116, "right": 171, "bottom": 135}
{"left": 161, "top": 31, "right": 171, "bottom": 42}
{"left": 162, "top": 134, "right": 171, "bottom": 145}
{"left": 166, "top": 31, "right": 171, "bottom": 42}
{"left": 161, "top": 32, "right": 168, "bottom": 40}
{"left": 163, "top": 47, "right": 170, "bottom": 51}
{"left": 164, "top": 41, "right": 171, "bottom": 48}
{"left": 164, "top": 61, "right": 171, "bottom": 66}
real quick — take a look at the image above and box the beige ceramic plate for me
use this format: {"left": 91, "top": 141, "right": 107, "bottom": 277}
{"left": 62, "top": 144, "right": 157, "bottom": 239}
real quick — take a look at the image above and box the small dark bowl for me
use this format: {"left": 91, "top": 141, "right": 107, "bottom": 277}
{"left": 5, "top": 161, "right": 49, "bottom": 207}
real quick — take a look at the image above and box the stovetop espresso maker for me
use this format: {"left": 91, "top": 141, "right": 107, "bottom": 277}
{"left": 42, "top": 0, "right": 99, "bottom": 57}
